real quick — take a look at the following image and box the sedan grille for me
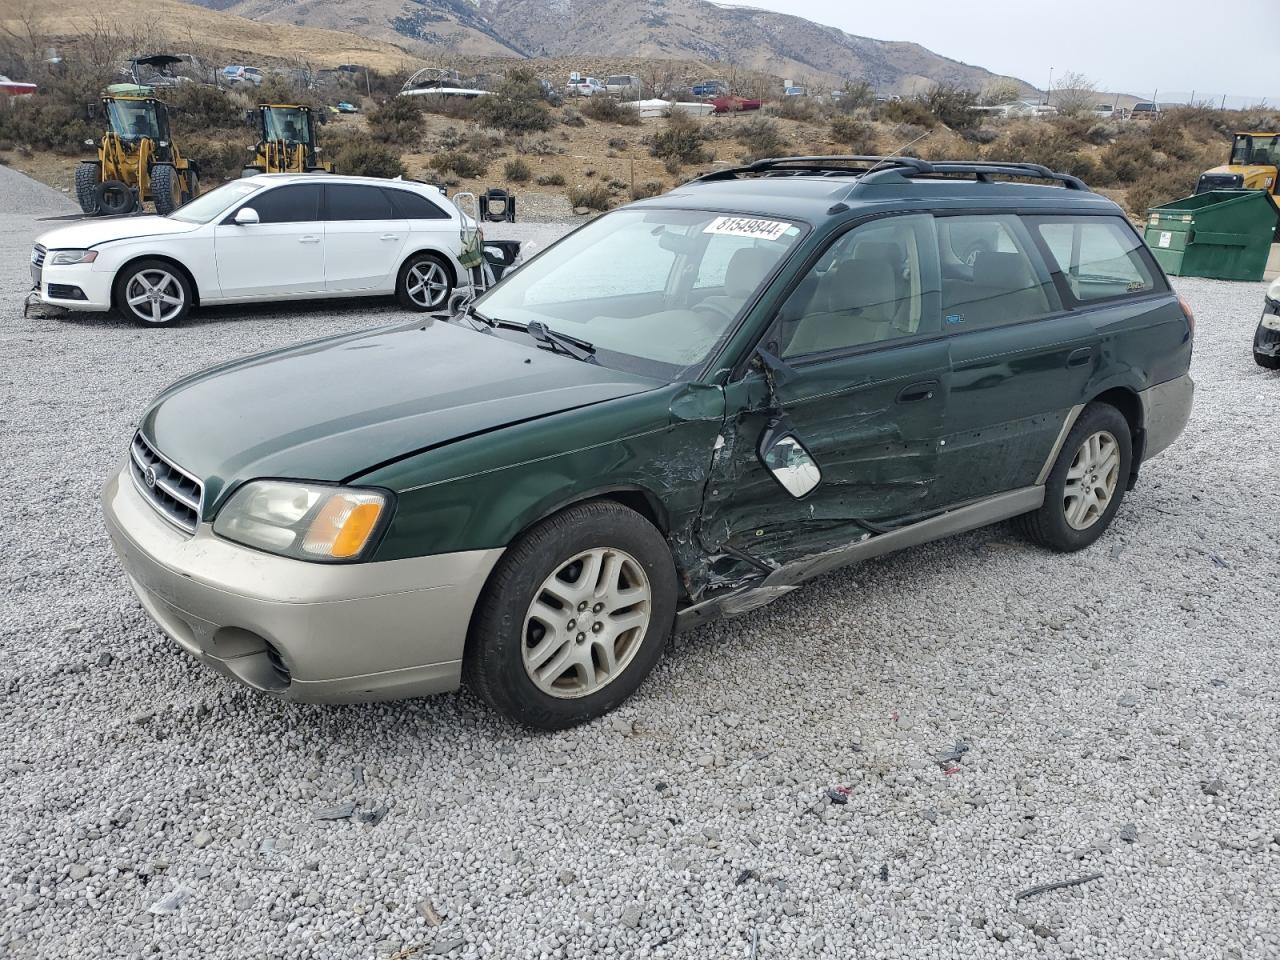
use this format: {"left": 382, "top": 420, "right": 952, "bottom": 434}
{"left": 31, "top": 244, "right": 46, "bottom": 268}
{"left": 129, "top": 432, "right": 204, "bottom": 534}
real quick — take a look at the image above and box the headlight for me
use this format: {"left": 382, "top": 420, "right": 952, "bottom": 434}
{"left": 48, "top": 249, "right": 98, "bottom": 265}
{"left": 213, "top": 481, "right": 392, "bottom": 562}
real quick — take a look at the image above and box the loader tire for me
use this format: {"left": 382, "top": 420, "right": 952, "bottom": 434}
{"left": 181, "top": 169, "right": 199, "bottom": 205}
{"left": 95, "top": 180, "right": 136, "bottom": 216}
{"left": 74, "top": 163, "right": 100, "bottom": 215}
{"left": 151, "top": 164, "right": 180, "bottom": 215}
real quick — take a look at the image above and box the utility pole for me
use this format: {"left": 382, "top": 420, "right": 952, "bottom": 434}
{"left": 1046, "top": 66, "right": 1053, "bottom": 106}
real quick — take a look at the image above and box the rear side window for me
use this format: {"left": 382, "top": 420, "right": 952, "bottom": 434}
{"left": 326, "top": 184, "right": 395, "bottom": 221}
{"left": 936, "top": 214, "right": 1058, "bottom": 330}
{"left": 384, "top": 188, "right": 449, "bottom": 220}
{"left": 1032, "top": 217, "right": 1157, "bottom": 302}
{"left": 245, "top": 184, "right": 321, "bottom": 224}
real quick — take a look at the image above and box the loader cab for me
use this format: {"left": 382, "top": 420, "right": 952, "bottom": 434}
{"left": 1229, "top": 133, "right": 1279, "bottom": 168}
{"left": 262, "top": 104, "right": 313, "bottom": 148}
{"left": 245, "top": 104, "right": 330, "bottom": 174}
{"left": 1198, "top": 131, "right": 1280, "bottom": 195}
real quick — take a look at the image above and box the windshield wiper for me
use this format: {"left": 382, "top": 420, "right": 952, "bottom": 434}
{"left": 525, "top": 321, "right": 597, "bottom": 363}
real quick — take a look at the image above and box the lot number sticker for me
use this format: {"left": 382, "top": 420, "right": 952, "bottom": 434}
{"left": 704, "top": 216, "right": 791, "bottom": 241}
{"left": 1158, "top": 231, "right": 1173, "bottom": 248}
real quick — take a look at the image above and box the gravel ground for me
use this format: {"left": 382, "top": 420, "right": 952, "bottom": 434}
{"left": 2, "top": 163, "right": 1279, "bottom": 960}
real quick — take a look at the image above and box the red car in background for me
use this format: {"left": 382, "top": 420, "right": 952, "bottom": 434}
{"left": 0, "top": 75, "right": 37, "bottom": 97}
{"left": 711, "top": 94, "right": 763, "bottom": 114}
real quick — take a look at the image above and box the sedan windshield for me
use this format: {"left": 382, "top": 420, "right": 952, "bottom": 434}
{"left": 169, "top": 181, "right": 259, "bottom": 224}
{"left": 475, "top": 208, "right": 804, "bottom": 377}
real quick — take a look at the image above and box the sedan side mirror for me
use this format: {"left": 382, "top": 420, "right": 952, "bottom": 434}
{"left": 234, "top": 207, "right": 260, "bottom": 225}
{"left": 758, "top": 420, "right": 821, "bottom": 499}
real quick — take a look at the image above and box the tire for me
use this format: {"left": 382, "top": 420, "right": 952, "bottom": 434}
{"left": 465, "top": 500, "right": 678, "bottom": 730}
{"left": 1018, "top": 402, "right": 1132, "bottom": 552}
{"left": 74, "top": 162, "right": 100, "bottom": 215}
{"left": 150, "top": 164, "right": 180, "bottom": 215}
{"left": 113, "top": 259, "right": 193, "bottom": 327}
{"left": 1255, "top": 350, "right": 1280, "bottom": 370}
{"left": 240, "top": 166, "right": 264, "bottom": 178}
{"left": 95, "top": 179, "right": 136, "bottom": 216}
{"left": 396, "top": 252, "right": 454, "bottom": 312}
{"left": 181, "top": 169, "right": 199, "bottom": 205}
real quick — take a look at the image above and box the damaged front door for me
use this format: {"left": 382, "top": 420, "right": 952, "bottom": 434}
{"left": 698, "top": 212, "right": 949, "bottom": 582}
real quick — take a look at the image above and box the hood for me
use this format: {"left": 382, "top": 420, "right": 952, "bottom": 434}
{"left": 141, "top": 321, "right": 662, "bottom": 508}
{"left": 36, "top": 215, "right": 198, "bottom": 250}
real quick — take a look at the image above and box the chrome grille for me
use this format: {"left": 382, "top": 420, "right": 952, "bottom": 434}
{"left": 129, "top": 432, "right": 204, "bottom": 535}
{"left": 31, "top": 244, "right": 46, "bottom": 268}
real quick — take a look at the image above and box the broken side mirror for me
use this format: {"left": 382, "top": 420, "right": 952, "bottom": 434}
{"left": 758, "top": 419, "right": 821, "bottom": 499}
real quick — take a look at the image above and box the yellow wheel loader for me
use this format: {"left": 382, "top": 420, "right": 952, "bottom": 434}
{"left": 241, "top": 104, "right": 333, "bottom": 176}
{"left": 75, "top": 95, "right": 198, "bottom": 216}
{"left": 1197, "top": 132, "right": 1279, "bottom": 195}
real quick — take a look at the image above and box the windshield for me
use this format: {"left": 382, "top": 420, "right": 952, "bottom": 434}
{"left": 475, "top": 207, "right": 804, "bottom": 378}
{"left": 264, "top": 107, "right": 311, "bottom": 144}
{"left": 1231, "top": 134, "right": 1278, "bottom": 166}
{"left": 106, "top": 99, "right": 160, "bottom": 141}
{"left": 169, "top": 181, "right": 258, "bottom": 224}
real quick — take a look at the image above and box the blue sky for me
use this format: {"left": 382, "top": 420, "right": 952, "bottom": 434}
{"left": 733, "top": 0, "right": 1276, "bottom": 105}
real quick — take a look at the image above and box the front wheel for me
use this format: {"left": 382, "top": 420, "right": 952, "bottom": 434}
{"left": 465, "top": 501, "right": 678, "bottom": 729}
{"left": 150, "top": 163, "right": 180, "bottom": 215}
{"left": 1018, "top": 402, "right": 1132, "bottom": 552}
{"left": 113, "top": 259, "right": 193, "bottom": 327}
{"left": 396, "top": 253, "right": 454, "bottom": 312}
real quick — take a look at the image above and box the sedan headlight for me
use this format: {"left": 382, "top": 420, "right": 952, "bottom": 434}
{"left": 213, "top": 481, "right": 392, "bottom": 562}
{"left": 48, "top": 249, "right": 98, "bottom": 265}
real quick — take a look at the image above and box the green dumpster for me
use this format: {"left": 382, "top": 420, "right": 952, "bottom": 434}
{"left": 1144, "top": 190, "right": 1280, "bottom": 282}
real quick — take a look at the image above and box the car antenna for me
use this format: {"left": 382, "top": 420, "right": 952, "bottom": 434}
{"left": 837, "top": 128, "right": 934, "bottom": 206}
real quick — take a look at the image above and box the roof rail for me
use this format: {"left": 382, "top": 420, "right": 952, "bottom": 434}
{"left": 690, "top": 155, "right": 1090, "bottom": 191}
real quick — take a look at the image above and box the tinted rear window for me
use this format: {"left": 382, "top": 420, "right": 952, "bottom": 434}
{"left": 326, "top": 184, "right": 395, "bottom": 221}
{"left": 384, "top": 188, "right": 448, "bottom": 220}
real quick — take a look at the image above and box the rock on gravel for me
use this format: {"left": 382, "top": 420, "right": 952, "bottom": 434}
{"left": 1, "top": 166, "right": 1279, "bottom": 959}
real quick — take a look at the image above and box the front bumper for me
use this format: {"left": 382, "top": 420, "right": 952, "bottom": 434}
{"left": 1138, "top": 372, "right": 1195, "bottom": 462}
{"left": 101, "top": 466, "right": 503, "bottom": 702}
{"left": 1255, "top": 304, "right": 1280, "bottom": 358}
{"left": 34, "top": 262, "right": 113, "bottom": 312}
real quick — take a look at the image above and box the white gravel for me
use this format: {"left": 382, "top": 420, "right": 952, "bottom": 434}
{"left": 2, "top": 163, "right": 1279, "bottom": 959}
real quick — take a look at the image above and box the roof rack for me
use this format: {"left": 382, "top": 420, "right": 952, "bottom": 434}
{"left": 690, "top": 155, "right": 1089, "bottom": 191}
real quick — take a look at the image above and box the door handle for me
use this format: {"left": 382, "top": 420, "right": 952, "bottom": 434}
{"left": 380, "top": 234, "right": 401, "bottom": 241}
{"left": 299, "top": 236, "right": 320, "bottom": 244}
{"left": 1066, "top": 346, "right": 1094, "bottom": 367}
{"left": 896, "top": 380, "right": 938, "bottom": 404}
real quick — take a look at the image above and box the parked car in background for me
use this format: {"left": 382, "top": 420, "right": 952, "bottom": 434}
{"left": 1130, "top": 102, "right": 1160, "bottom": 120}
{"left": 604, "top": 75, "right": 641, "bottom": 96}
{"left": 566, "top": 74, "right": 605, "bottom": 97}
{"left": 100, "top": 155, "right": 1193, "bottom": 729}
{"left": 0, "top": 75, "right": 37, "bottom": 96}
{"left": 222, "top": 65, "right": 264, "bottom": 86}
{"left": 783, "top": 85, "right": 808, "bottom": 97}
{"left": 689, "top": 78, "right": 727, "bottom": 98}
{"left": 30, "top": 174, "right": 476, "bottom": 326}
{"left": 1255, "top": 277, "right": 1280, "bottom": 369}
{"left": 335, "top": 101, "right": 359, "bottom": 114}
{"left": 711, "top": 94, "right": 763, "bottom": 114}
{"left": 1093, "top": 103, "right": 1116, "bottom": 119}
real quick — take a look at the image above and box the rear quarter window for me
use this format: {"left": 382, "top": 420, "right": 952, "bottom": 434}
{"left": 385, "top": 188, "right": 449, "bottom": 220}
{"left": 1031, "top": 216, "right": 1161, "bottom": 303}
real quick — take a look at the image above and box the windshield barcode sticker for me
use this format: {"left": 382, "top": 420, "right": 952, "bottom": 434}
{"left": 703, "top": 216, "right": 791, "bottom": 241}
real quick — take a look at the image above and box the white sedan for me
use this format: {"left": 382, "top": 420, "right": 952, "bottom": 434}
{"left": 31, "top": 174, "right": 475, "bottom": 327}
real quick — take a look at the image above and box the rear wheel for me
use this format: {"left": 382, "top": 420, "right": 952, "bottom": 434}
{"left": 74, "top": 163, "right": 100, "bottom": 215}
{"left": 1018, "top": 403, "right": 1132, "bottom": 552}
{"left": 465, "top": 501, "right": 677, "bottom": 729}
{"left": 113, "top": 259, "right": 192, "bottom": 327}
{"left": 180, "top": 169, "right": 199, "bottom": 205}
{"left": 396, "top": 253, "right": 453, "bottom": 311}
{"left": 150, "top": 164, "right": 180, "bottom": 215}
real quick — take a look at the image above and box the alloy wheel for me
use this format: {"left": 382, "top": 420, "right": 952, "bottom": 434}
{"left": 405, "top": 261, "right": 449, "bottom": 309}
{"left": 125, "top": 269, "right": 185, "bottom": 324}
{"left": 521, "top": 547, "right": 652, "bottom": 699}
{"left": 1063, "top": 429, "right": 1121, "bottom": 530}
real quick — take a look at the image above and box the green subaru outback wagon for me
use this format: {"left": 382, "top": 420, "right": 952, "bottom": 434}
{"left": 103, "top": 157, "right": 1195, "bottom": 728}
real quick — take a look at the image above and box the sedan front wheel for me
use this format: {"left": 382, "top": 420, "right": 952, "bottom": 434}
{"left": 114, "top": 260, "right": 193, "bottom": 327}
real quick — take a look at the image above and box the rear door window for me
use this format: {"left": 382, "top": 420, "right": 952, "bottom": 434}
{"left": 325, "top": 184, "right": 395, "bottom": 221}
{"left": 1031, "top": 216, "right": 1159, "bottom": 303}
{"left": 936, "top": 214, "right": 1059, "bottom": 330}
